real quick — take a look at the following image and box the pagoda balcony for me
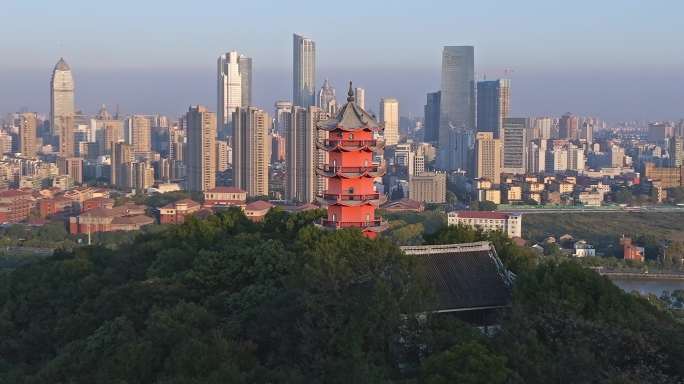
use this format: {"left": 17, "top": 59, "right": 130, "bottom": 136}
{"left": 322, "top": 191, "right": 380, "bottom": 201}
{"left": 317, "top": 139, "right": 383, "bottom": 152}
{"left": 317, "top": 191, "right": 387, "bottom": 206}
{"left": 318, "top": 218, "right": 386, "bottom": 229}
{"left": 315, "top": 164, "right": 386, "bottom": 178}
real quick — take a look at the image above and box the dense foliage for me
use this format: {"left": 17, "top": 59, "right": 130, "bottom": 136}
{"left": 1, "top": 208, "right": 682, "bottom": 383}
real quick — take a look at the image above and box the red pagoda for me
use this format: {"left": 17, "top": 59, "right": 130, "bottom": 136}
{"left": 316, "top": 82, "right": 387, "bottom": 238}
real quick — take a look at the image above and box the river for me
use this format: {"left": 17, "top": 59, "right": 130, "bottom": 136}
{"left": 610, "top": 278, "right": 684, "bottom": 296}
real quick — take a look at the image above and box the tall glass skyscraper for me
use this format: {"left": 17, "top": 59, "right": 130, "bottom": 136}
{"left": 438, "top": 46, "right": 474, "bottom": 170}
{"left": 293, "top": 33, "right": 316, "bottom": 108}
{"left": 477, "top": 79, "right": 510, "bottom": 138}
{"left": 423, "top": 91, "right": 440, "bottom": 143}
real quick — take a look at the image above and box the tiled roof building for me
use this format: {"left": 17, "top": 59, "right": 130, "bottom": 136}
{"left": 401, "top": 241, "right": 514, "bottom": 326}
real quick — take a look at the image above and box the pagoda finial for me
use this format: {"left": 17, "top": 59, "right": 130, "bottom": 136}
{"left": 347, "top": 81, "right": 354, "bottom": 102}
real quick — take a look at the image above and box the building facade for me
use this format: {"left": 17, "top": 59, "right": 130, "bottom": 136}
{"left": 409, "top": 172, "right": 447, "bottom": 203}
{"left": 50, "top": 58, "right": 75, "bottom": 139}
{"left": 379, "top": 98, "right": 399, "bottom": 146}
{"left": 233, "top": 107, "right": 270, "bottom": 197}
{"left": 293, "top": 34, "right": 316, "bottom": 108}
{"left": 186, "top": 105, "right": 217, "bottom": 191}
{"left": 474, "top": 132, "right": 502, "bottom": 183}
{"left": 439, "top": 46, "right": 475, "bottom": 169}
{"left": 217, "top": 51, "right": 252, "bottom": 135}
{"left": 476, "top": 79, "right": 510, "bottom": 138}
{"left": 502, "top": 118, "right": 528, "bottom": 174}
{"left": 447, "top": 211, "right": 522, "bottom": 238}
{"left": 18, "top": 112, "right": 37, "bottom": 158}
{"left": 286, "top": 106, "right": 324, "bottom": 203}
{"left": 424, "top": 91, "right": 441, "bottom": 143}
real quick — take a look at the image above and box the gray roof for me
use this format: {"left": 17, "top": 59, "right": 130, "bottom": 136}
{"left": 54, "top": 57, "right": 70, "bottom": 71}
{"left": 401, "top": 242, "right": 514, "bottom": 312}
{"left": 318, "top": 81, "right": 381, "bottom": 132}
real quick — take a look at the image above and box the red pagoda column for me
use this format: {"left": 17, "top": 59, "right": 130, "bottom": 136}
{"left": 316, "top": 82, "right": 387, "bottom": 238}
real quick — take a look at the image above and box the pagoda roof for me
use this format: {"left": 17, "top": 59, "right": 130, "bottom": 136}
{"left": 318, "top": 81, "right": 381, "bottom": 132}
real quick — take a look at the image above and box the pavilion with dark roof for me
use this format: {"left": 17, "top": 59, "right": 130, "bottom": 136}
{"left": 401, "top": 241, "right": 515, "bottom": 326}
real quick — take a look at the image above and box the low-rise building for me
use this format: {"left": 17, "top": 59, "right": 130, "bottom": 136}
{"left": 621, "top": 236, "right": 645, "bottom": 262}
{"left": 69, "top": 203, "right": 152, "bottom": 234}
{"left": 447, "top": 211, "right": 522, "bottom": 238}
{"left": 573, "top": 240, "right": 596, "bottom": 257}
{"left": 577, "top": 190, "right": 603, "bottom": 206}
{"left": 408, "top": 172, "right": 446, "bottom": 204}
{"left": 477, "top": 189, "right": 501, "bottom": 204}
{"left": 244, "top": 200, "right": 273, "bottom": 222}
{"left": 203, "top": 186, "right": 247, "bottom": 209}
{"left": 0, "top": 189, "right": 34, "bottom": 223}
{"left": 381, "top": 198, "right": 425, "bottom": 213}
{"left": 159, "top": 198, "right": 202, "bottom": 224}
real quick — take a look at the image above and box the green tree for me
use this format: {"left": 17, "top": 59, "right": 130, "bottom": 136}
{"left": 420, "top": 341, "right": 510, "bottom": 384}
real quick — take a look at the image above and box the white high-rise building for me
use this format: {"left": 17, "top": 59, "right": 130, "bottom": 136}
{"left": 354, "top": 87, "right": 365, "bottom": 110}
{"left": 318, "top": 79, "right": 337, "bottom": 115}
{"left": 380, "top": 98, "right": 399, "bottom": 146}
{"left": 293, "top": 34, "right": 316, "bottom": 108}
{"left": 50, "top": 58, "right": 75, "bottom": 139}
{"left": 217, "top": 51, "right": 251, "bottom": 135}
{"left": 527, "top": 140, "right": 546, "bottom": 174}
{"left": 233, "top": 107, "right": 271, "bottom": 197}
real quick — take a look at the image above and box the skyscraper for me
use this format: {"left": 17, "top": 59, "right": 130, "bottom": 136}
{"left": 477, "top": 79, "right": 510, "bottom": 138}
{"left": 380, "top": 98, "right": 399, "bottom": 146}
{"left": 239, "top": 55, "right": 252, "bottom": 107}
{"left": 293, "top": 33, "right": 316, "bottom": 108}
{"left": 18, "top": 112, "right": 37, "bottom": 158}
{"left": 318, "top": 79, "right": 337, "bottom": 114}
{"left": 423, "top": 91, "right": 441, "bottom": 143}
{"left": 127, "top": 115, "right": 151, "bottom": 153}
{"left": 186, "top": 105, "right": 217, "bottom": 192}
{"left": 57, "top": 115, "right": 75, "bottom": 157}
{"left": 669, "top": 137, "right": 684, "bottom": 167}
{"left": 217, "top": 51, "right": 252, "bottom": 135}
{"left": 474, "top": 132, "right": 502, "bottom": 183}
{"left": 233, "top": 107, "right": 270, "bottom": 197}
{"left": 111, "top": 142, "right": 133, "bottom": 188}
{"left": 50, "top": 58, "right": 75, "bottom": 138}
{"left": 274, "top": 100, "right": 293, "bottom": 134}
{"left": 354, "top": 87, "right": 365, "bottom": 110}
{"left": 286, "top": 106, "right": 323, "bottom": 203}
{"left": 559, "top": 113, "right": 579, "bottom": 139}
{"left": 439, "top": 46, "right": 475, "bottom": 169}
{"left": 502, "top": 118, "right": 528, "bottom": 174}
{"left": 527, "top": 140, "right": 546, "bottom": 174}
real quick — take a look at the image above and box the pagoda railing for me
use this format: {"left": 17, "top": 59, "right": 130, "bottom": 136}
{"left": 317, "top": 165, "right": 383, "bottom": 174}
{"left": 319, "top": 219, "right": 384, "bottom": 228}
{"left": 319, "top": 139, "right": 378, "bottom": 148}
{"left": 322, "top": 192, "right": 380, "bottom": 201}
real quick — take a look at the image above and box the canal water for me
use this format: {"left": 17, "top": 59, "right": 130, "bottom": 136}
{"left": 610, "top": 278, "right": 684, "bottom": 296}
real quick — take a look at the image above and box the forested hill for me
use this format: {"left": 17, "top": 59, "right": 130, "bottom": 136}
{"left": 1, "top": 207, "right": 683, "bottom": 383}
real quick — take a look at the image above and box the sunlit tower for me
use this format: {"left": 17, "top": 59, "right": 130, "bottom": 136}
{"left": 316, "top": 82, "right": 387, "bottom": 238}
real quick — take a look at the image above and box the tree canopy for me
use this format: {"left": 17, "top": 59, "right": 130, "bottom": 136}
{"left": 0, "top": 208, "right": 682, "bottom": 383}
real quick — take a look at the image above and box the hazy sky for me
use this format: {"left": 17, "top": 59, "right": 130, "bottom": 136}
{"left": 1, "top": 0, "right": 683, "bottom": 121}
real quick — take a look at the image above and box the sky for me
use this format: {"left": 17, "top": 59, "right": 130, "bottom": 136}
{"left": 1, "top": 0, "right": 683, "bottom": 122}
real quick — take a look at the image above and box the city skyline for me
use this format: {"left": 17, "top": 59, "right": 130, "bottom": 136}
{"left": 1, "top": 1, "right": 683, "bottom": 121}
